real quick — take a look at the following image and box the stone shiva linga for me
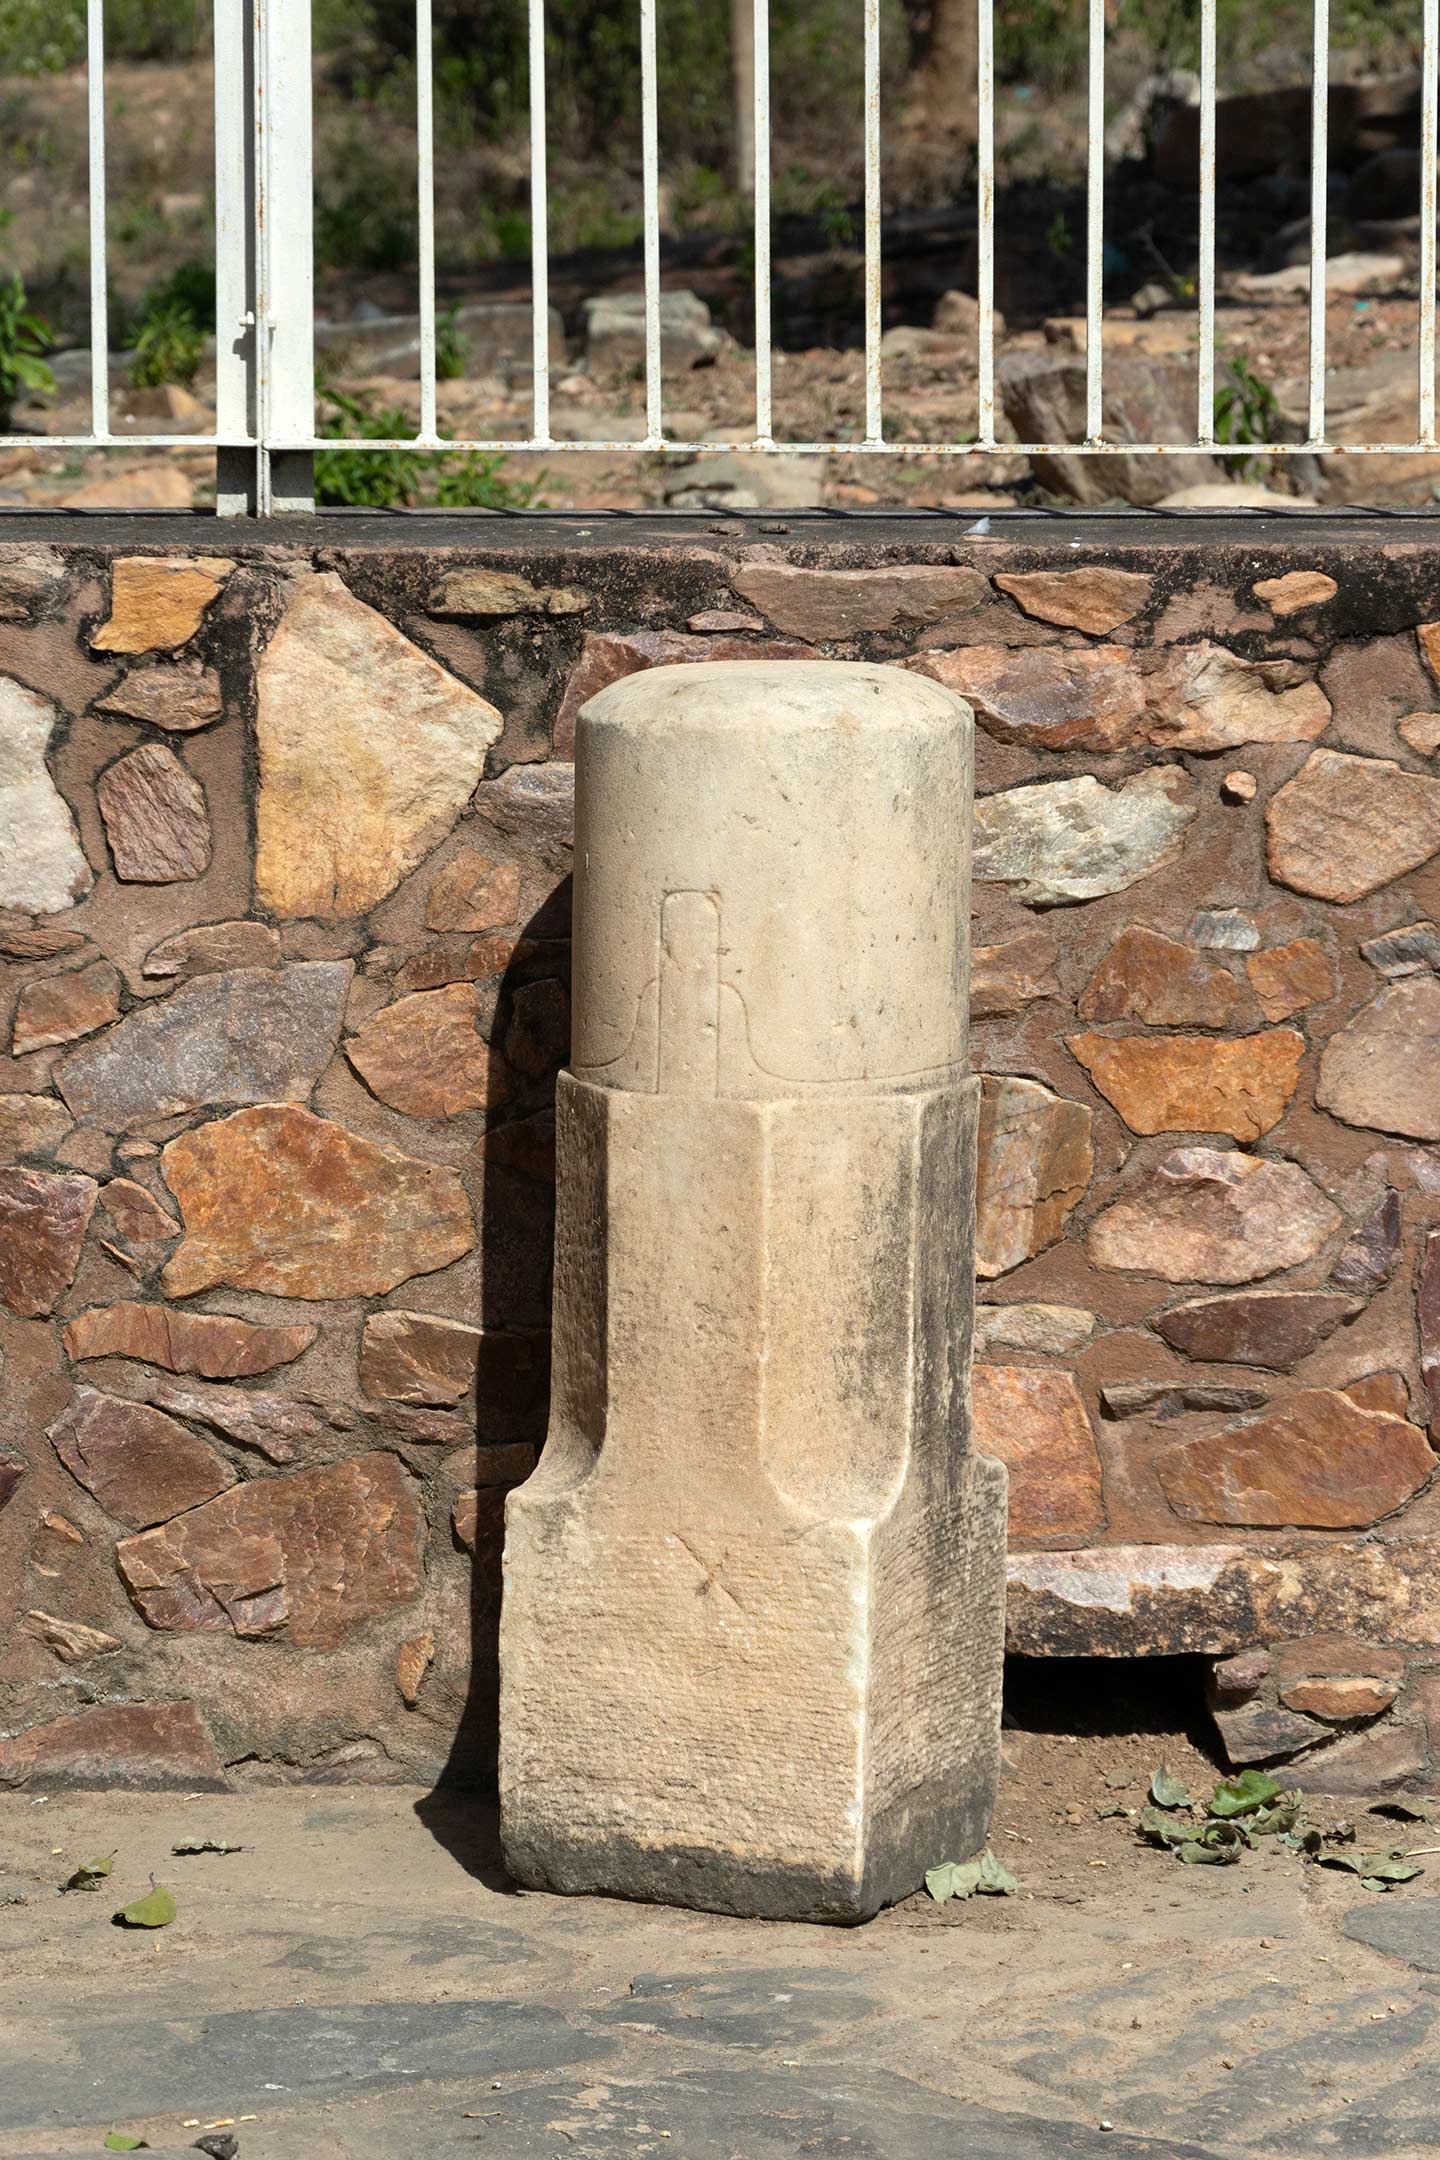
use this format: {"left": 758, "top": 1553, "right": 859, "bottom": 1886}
{"left": 499, "top": 658, "right": 1006, "bottom": 1922}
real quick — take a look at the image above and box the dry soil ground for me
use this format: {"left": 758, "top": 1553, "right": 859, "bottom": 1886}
{"left": 3, "top": 1683, "right": 1439, "bottom": 2160}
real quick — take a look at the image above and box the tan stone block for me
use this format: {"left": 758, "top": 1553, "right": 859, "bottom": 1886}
{"left": 425, "top": 848, "right": 523, "bottom": 933}
{"left": 0, "top": 1700, "right": 226, "bottom": 1788}
{"left": 1280, "top": 1675, "right": 1397, "bottom": 1720}
{"left": 0, "top": 922, "right": 88, "bottom": 959}
{"left": 1008, "top": 1535, "right": 1440, "bottom": 1662}
{"left": 160, "top": 1104, "right": 474, "bottom": 1299}
{"left": 49, "top": 1385, "right": 235, "bottom": 1527}
{"left": 1253, "top": 570, "right": 1338, "bottom": 615}
{"left": 1318, "top": 978, "right": 1440, "bottom": 1140}
{"left": 553, "top": 634, "right": 810, "bottom": 758}
{"left": 0, "top": 676, "right": 93, "bottom": 916}
{"left": 973, "top": 1303, "right": 1095, "bottom": 1354}
{"left": 90, "top": 557, "right": 233, "bottom": 654}
{"left": 971, "top": 1365, "right": 1104, "bottom": 1545}
{"left": 1077, "top": 925, "right": 1236, "bottom": 1028}
{"left": 1271, "top": 1633, "right": 1406, "bottom": 1685}
{"left": 473, "top": 1108, "right": 556, "bottom": 1183}
{"left": 96, "top": 741, "right": 211, "bottom": 883}
{"left": 344, "top": 984, "right": 510, "bottom": 1120}
{"left": 254, "top": 573, "right": 503, "bottom": 920}
{"left": 453, "top": 1483, "right": 506, "bottom": 1556}
{"left": 0, "top": 1166, "right": 97, "bottom": 1316}
{"left": 1266, "top": 749, "right": 1440, "bottom": 901}
{"left": 25, "top": 1609, "right": 123, "bottom": 1662}
{"left": 1089, "top": 1147, "right": 1341, "bottom": 1284}
{"left": 1153, "top": 1290, "right": 1362, "bottom": 1370}
{"left": 1155, "top": 1381, "right": 1435, "bottom": 1528}
{"left": 396, "top": 1629, "right": 436, "bottom": 1705}
{"left": 96, "top": 661, "right": 223, "bottom": 732}
{"left": 95, "top": 1178, "right": 179, "bottom": 1244}
{"left": 11, "top": 960, "right": 120, "bottom": 1054}
{"left": 1146, "top": 643, "right": 1330, "bottom": 753}
{"left": 730, "top": 562, "right": 989, "bottom": 640}
{"left": 909, "top": 645, "right": 1148, "bottom": 751}
{"left": 56, "top": 963, "right": 350, "bottom": 1128}
{"left": 1067, "top": 1028, "right": 1304, "bottom": 1141}
{"left": 116, "top": 1451, "right": 424, "bottom": 1648}
{"left": 1407, "top": 1670, "right": 1440, "bottom": 1755}
{"left": 427, "top": 570, "right": 588, "bottom": 618}
{"left": 0, "top": 1093, "right": 73, "bottom": 1161}
{"left": 974, "top": 1074, "right": 1093, "bottom": 1277}
{"left": 141, "top": 921, "right": 281, "bottom": 980}
{"left": 1399, "top": 712, "right": 1440, "bottom": 758}
{"left": 970, "top": 930, "right": 1059, "bottom": 1019}
{"left": 500, "top": 661, "right": 1005, "bottom": 1921}
{"left": 1246, "top": 936, "right": 1337, "bottom": 1022}
{"left": 361, "top": 1308, "right": 483, "bottom": 1405}
{"left": 63, "top": 1299, "right": 316, "bottom": 1379}
{"left": 973, "top": 768, "right": 1197, "bottom": 908}
{"left": 994, "top": 566, "right": 1152, "bottom": 633}
{"left": 1296, "top": 1721, "right": 1429, "bottom": 1794}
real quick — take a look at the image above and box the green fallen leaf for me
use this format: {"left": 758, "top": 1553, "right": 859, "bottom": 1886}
{"left": 1359, "top": 1855, "right": 1424, "bottom": 1889}
{"left": 1150, "top": 1767, "right": 1194, "bottom": 1810}
{"left": 1209, "top": 1769, "right": 1284, "bottom": 1818}
{"left": 1317, "top": 1848, "right": 1421, "bottom": 1887}
{"left": 1138, "top": 1805, "right": 1202, "bottom": 1848}
{"left": 976, "top": 1849, "right": 1020, "bottom": 1896}
{"left": 1177, "top": 1839, "right": 1242, "bottom": 1866}
{"left": 114, "top": 1884, "right": 176, "bottom": 1929}
{"left": 1176, "top": 1820, "right": 1249, "bottom": 1866}
{"left": 925, "top": 1849, "right": 1019, "bottom": 1902}
{"left": 171, "top": 1838, "right": 243, "bottom": 1855}
{"left": 1248, "top": 1801, "right": 1301, "bottom": 1838}
{"left": 925, "top": 1860, "right": 981, "bottom": 1902}
{"left": 60, "top": 1853, "right": 113, "bottom": 1893}
{"left": 103, "top": 2134, "right": 147, "bottom": 2151}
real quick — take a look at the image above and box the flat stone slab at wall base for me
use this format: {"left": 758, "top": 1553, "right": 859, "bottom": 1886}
{"left": 1005, "top": 1535, "right": 1440, "bottom": 1685}
{"left": 500, "top": 659, "right": 1003, "bottom": 1922}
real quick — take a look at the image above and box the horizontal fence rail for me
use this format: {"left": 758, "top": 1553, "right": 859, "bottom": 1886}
{"left": 3, "top": 0, "right": 1440, "bottom": 510}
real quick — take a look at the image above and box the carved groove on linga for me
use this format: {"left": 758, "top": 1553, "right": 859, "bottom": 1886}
{"left": 575, "top": 890, "right": 962, "bottom": 1099}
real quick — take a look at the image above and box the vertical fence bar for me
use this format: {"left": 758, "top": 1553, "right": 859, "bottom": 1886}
{"left": 1421, "top": 0, "right": 1438, "bottom": 443}
{"left": 215, "top": 0, "right": 256, "bottom": 512}
{"left": 254, "top": 0, "right": 316, "bottom": 512}
{"left": 639, "top": 0, "right": 662, "bottom": 445}
{"left": 862, "top": 0, "right": 882, "bottom": 444}
{"left": 416, "top": 0, "right": 438, "bottom": 443}
{"left": 529, "top": 0, "right": 551, "bottom": 444}
{"left": 753, "top": 0, "right": 772, "bottom": 441}
{"left": 976, "top": 0, "right": 995, "bottom": 444}
{"left": 1307, "top": 0, "right": 1329, "bottom": 442}
{"left": 1084, "top": 0, "right": 1105, "bottom": 439}
{"left": 1195, "top": 0, "right": 1217, "bottom": 444}
{"left": 86, "top": 0, "right": 109, "bottom": 439}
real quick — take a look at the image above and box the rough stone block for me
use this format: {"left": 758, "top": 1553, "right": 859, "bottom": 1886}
{"left": 500, "top": 660, "right": 1005, "bottom": 1922}
{"left": 0, "top": 1700, "right": 227, "bottom": 1790}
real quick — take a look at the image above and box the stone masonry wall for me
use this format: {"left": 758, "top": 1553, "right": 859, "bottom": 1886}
{"left": 2, "top": 515, "right": 1440, "bottom": 1796}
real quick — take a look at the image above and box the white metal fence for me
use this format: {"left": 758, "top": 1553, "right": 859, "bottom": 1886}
{"left": 7, "top": 0, "right": 1440, "bottom": 512}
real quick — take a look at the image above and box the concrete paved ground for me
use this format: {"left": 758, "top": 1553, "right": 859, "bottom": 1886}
{"left": 2, "top": 1725, "right": 1438, "bottom": 2159}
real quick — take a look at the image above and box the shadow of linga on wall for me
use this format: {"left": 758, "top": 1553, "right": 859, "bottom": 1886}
{"left": 415, "top": 874, "right": 571, "bottom": 1885}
